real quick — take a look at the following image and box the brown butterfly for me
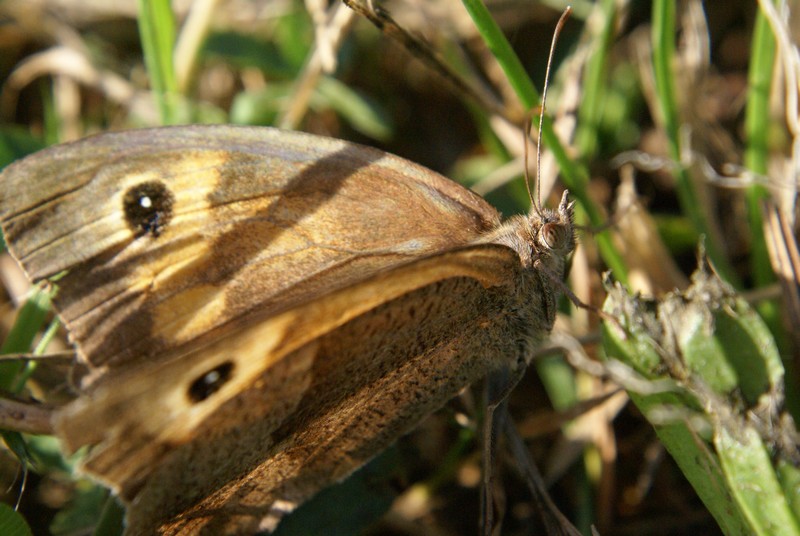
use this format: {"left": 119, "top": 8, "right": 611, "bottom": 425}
{"left": 0, "top": 124, "right": 575, "bottom": 534}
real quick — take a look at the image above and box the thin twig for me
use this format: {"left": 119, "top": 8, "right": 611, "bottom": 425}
{"left": 0, "top": 396, "right": 56, "bottom": 435}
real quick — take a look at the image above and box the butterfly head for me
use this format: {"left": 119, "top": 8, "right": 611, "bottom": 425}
{"left": 534, "top": 190, "right": 575, "bottom": 258}
{"left": 482, "top": 190, "right": 575, "bottom": 272}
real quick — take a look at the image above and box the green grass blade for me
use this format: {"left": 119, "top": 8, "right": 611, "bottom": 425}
{"left": 137, "top": 0, "right": 180, "bottom": 124}
{"left": 0, "top": 285, "right": 54, "bottom": 392}
{"left": 743, "top": 6, "right": 776, "bottom": 287}
{"left": 741, "top": 5, "right": 786, "bottom": 356}
{"left": 651, "top": 0, "right": 738, "bottom": 286}
{"left": 574, "top": 0, "right": 616, "bottom": 161}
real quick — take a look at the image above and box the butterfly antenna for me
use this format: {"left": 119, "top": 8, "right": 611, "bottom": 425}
{"left": 523, "top": 114, "right": 540, "bottom": 217}
{"left": 531, "top": 6, "right": 572, "bottom": 216}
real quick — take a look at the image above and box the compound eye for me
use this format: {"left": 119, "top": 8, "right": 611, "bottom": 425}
{"left": 541, "top": 221, "right": 565, "bottom": 250}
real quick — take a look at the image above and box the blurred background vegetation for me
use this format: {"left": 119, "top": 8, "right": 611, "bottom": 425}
{"left": 1, "top": 0, "right": 799, "bottom": 535}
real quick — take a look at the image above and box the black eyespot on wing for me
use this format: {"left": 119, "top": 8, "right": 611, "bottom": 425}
{"left": 188, "top": 361, "right": 235, "bottom": 403}
{"left": 123, "top": 181, "right": 175, "bottom": 237}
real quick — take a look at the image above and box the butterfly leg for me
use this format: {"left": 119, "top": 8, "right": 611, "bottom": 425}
{"left": 501, "top": 410, "right": 583, "bottom": 536}
{"left": 481, "top": 366, "right": 526, "bottom": 536}
{"left": 482, "top": 363, "right": 584, "bottom": 536}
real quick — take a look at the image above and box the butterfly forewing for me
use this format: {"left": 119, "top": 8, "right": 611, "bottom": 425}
{"left": 0, "top": 126, "right": 501, "bottom": 371}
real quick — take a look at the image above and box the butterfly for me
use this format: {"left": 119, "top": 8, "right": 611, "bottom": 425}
{"left": 0, "top": 124, "right": 575, "bottom": 534}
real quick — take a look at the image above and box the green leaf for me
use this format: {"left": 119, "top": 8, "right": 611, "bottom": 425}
{"left": 203, "top": 32, "right": 295, "bottom": 77}
{"left": 602, "top": 261, "right": 798, "bottom": 535}
{"left": 50, "top": 481, "right": 112, "bottom": 536}
{"left": 0, "top": 503, "right": 33, "bottom": 536}
{"left": 274, "top": 447, "right": 401, "bottom": 535}
{"left": 1, "top": 432, "right": 32, "bottom": 470}
{"left": 313, "top": 77, "right": 392, "bottom": 141}
{"left": 272, "top": 7, "right": 313, "bottom": 70}
{"left": 716, "top": 426, "right": 800, "bottom": 535}
{"left": 0, "top": 128, "right": 46, "bottom": 170}
{"left": 230, "top": 84, "right": 293, "bottom": 125}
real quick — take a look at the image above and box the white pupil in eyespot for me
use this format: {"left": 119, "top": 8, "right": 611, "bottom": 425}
{"left": 139, "top": 195, "right": 153, "bottom": 208}
{"left": 204, "top": 370, "right": 221, "bottom": 384}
